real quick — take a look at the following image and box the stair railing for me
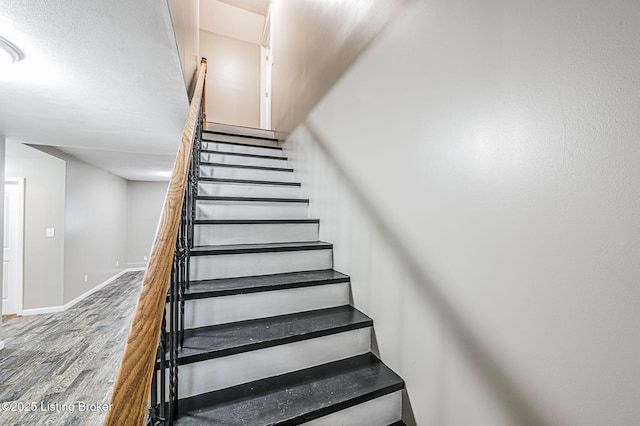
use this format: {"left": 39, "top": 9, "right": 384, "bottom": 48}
{"left": 104, "top": 58, "right": 207, "bottom": 426}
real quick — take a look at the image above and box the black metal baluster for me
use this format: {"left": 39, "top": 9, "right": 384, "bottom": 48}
{"left": 160, "top": 312, "right": 167, "bottom": 423}
{"left": 168, "top": 248, "right": 179, "bottom": 424}
{"left": 148, "top": 82, "right": 206, "bottom": 425}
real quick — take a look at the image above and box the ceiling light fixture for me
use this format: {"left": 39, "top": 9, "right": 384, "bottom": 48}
{"left": 0, "top": 35, "right": 23, "bottom": 65}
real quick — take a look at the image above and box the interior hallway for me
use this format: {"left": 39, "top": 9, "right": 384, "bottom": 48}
{"left": 0, "top": 271, "right": 142, "bottom": 425}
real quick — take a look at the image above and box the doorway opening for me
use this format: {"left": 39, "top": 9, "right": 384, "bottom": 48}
{"left": 2, "top": 177, "right": 24, "bottom": 317}
{"left": 260, "top": 6, "right": 273, "bottom": 130}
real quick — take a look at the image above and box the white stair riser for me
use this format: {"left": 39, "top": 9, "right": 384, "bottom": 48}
{"left": 203, "top": 133, "right": 279, "bottom": 147}
{"left": 184, "top": 283, "right": 350, "bottom": 328}
{"left": 304, "top": 391, "right": 402, "bottom": 426}
{"left": 202, "top": 141, "right": 283, "bottom": 157}
{"left": 198, "top": 182, "right": 301, "bottom": 198}
{"left": 190, "top": 249, "right": 332, "bottom": 280}
{"left": 195, "top": 223, "right": 319, "bottom": 246}
{"left": 205, "top": 124, "right": 275, "bottom": 139}
{"left": 177, "top": 328, "right": 370, "bottom": 399}
{"left": 201, "top": 152, "right": 287, "bottom": 168}
{"left": 196, "top": 200, "right": 309, "bottom": 219}
{"left": 200, "top": 165, "right": 294, "bottom": 182}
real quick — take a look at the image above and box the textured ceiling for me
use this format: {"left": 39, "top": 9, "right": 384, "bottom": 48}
{"left": 0, "top": 0, "right": 189, "bottom": 180}
{"left": 216, "top": 0, "right": 270, "bottom": 16}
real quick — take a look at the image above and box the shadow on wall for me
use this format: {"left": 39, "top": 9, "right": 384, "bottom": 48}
{"left": 303, "top": 121, "right": 548, "bottom": 426}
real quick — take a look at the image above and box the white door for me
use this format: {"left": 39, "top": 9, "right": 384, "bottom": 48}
{"left": 260, "top": 45, "right": 273, "bottom": 130}
{"left": 260, "top": 7, "right": 273, "bottom": 130}
{"left": 2, "top": 178, "right": 24, "bottom": 316}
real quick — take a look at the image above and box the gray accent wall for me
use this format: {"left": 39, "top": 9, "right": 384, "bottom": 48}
{"left": 127, "top": 181, "right": 169, "bottom": 267}
{"left": 5, "top": 142, "right": 66, "bottom": 310}
{"left": 10, "top": 144, "right": 131, "bottom": 309}
{"left": 62, "top": 154, "right": 128, "bottom": 305}
{"left": 0, "top": 135, "right": 4, "bottom": 345}
{"left": 283, "top": 1, "right": 640, "bottom": 424}
{"left": 4, "top": 143, "right": 166, "bottom": 312}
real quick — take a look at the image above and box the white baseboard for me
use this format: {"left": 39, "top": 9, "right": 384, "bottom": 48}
{"left": 0, "top": 341, "right": 5, "bottom": 351}
{"left": 127, "top": 266, "right": 146, "bottom": 271}
{"left": 21, "top": 305, "right": 65, "bottom": 316}
{"left": 21, "top": 268, "right": 143, "bottom": 316}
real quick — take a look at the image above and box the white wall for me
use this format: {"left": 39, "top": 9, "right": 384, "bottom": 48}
{"left": 270, "top": 0, "right": 407, "bottom": 134}
{"left": 284, "top": 1, "right": 640, "bottom": 424}
{"left": 200, "top": 0, "right": 264, "bottom": 45}
{"left": 200, "top": 29, "right": 260, "bottom": 127}
{"left": 127, "top": 181, "right": 169, "bottom": 267}
{"left": 5, "top": 142, "right": 66, "bottom": 311}
{"left": 167, "top": 0, "right": 201, "bottom": 95}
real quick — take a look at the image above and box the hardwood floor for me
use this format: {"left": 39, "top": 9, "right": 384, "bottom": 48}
{"left": 0, "top": 271, "right": 143, "bottom": 425}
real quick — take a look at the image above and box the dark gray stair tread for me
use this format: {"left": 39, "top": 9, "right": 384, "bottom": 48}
{"left": 200, "top": 162, "right": 293, "bottom": 172}
{"left": 191, "top": 241, "right": 331, "bottom": 256}
{"left": 175, "top": 353, "right": 404, "bottom": 425}
{"left": 186, "top": 269, "right": 349, "bottom": 298}
{"left": 178, "top": 306, "right": 372, "bottom": 365}
{"left": 194, "top": 219, "right": 320, "bottom": 225}
{"left": 198, "top": 177, "right": 300, "bottom": 187}
{"left": 203, "top": 130, "right": 279, "bottom": 143}
{"left": 196, "top": 195, "right": 309, "bottom": 203}
{"left": 201, "top": 149, "right": 287, "bottom": 161}
{"left": 202, "top": 139, "right": 282, "bottom": 151}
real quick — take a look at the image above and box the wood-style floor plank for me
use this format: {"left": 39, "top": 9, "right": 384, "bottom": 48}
{"left": 0, "top": 271, "right": 143, "bottom": 425}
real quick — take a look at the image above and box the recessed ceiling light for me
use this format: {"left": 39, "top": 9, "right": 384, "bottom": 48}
{"left": 0, "top": 35, "right": 23, "bottom": 65}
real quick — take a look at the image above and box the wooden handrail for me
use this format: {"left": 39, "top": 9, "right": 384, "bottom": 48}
{"left": 104, "top": 58, "right": 207, "bottom": 426}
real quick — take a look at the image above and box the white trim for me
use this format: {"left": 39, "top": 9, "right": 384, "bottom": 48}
{"left": 3, "top": 177, "right": 25, "bottom": 316}
{"left": 63, "top": 268, "right": 129, "bottom": 311}
{"left": 0, "top": 341, "right": 5, "bottom": 351}
{"left": 21, "top": 268, "right": 143, "bottom": 316}
{"left": 127, "top": 266, "right": 146, "bottom": 271}
{"left": 21, "top": 305, "right": 65, "bottom": 316}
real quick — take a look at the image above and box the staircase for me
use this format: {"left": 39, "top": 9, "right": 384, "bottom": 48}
{"left": 172, "top": 124, "right": 405, "bottom": 425}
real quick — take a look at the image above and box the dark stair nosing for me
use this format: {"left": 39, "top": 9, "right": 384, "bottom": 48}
{"left": 194, "top": 219, "right": 320, "bottom": 225}
{"left": 196, "top": 195, "right": 309, "bottom": 203}
{"left": 175, "top": 353, "right": 404, "bottom": 426}
{"left": 176, "top": 306, "right": 372, "bottom": 365}
{"left": 201, "top": 149, "right": 287, "bottom": 161}
{"left": 186, "top": 269, "right": 349, "bottom": 299}
{"left": 198, "top": 177, "right": 300, "bottom": 187}
{"left": 202, "top": 139, "right": 283, "bottom": 151}
{"left": 203, "top": 129, "right": 279, "bottom": 143}
{"left": 200, "top": 162, "right": 293, "bottom": 172}
{"left": 191, "top": 241, "right": 331, "bottom": 256}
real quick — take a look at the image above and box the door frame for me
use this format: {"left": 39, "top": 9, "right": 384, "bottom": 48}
{"left": 3, "top": 177, "right": 24, "bottom": 316}
{"left": 260, "top": 7, "right": 273, "bottom": 130}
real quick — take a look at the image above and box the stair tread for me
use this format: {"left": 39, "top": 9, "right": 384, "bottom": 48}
{"left": 186, "top": 269, "right": 349, "bottom": 298}
{"left": 200, "top": 162, "right": 293, "bottom": 172}
{"left": 178, "top": 306, "right": 371, "bottom": 364}
{"left": 198, "top": 177, "right": 300, "bottom": 186}
{"left": 194, "top": 219, "right": 320, "bottom": 224}
{"left": 196, "top": 195, "right": 308, "bottom": 203}
{"left": 175, "top": 353, "right": 404, "bottom": 425}
{"left": 201, "top": 149, "right": 287, "bottom": 161}
{"left": 191, "top": 241, "right": 332, "bottom": 256}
